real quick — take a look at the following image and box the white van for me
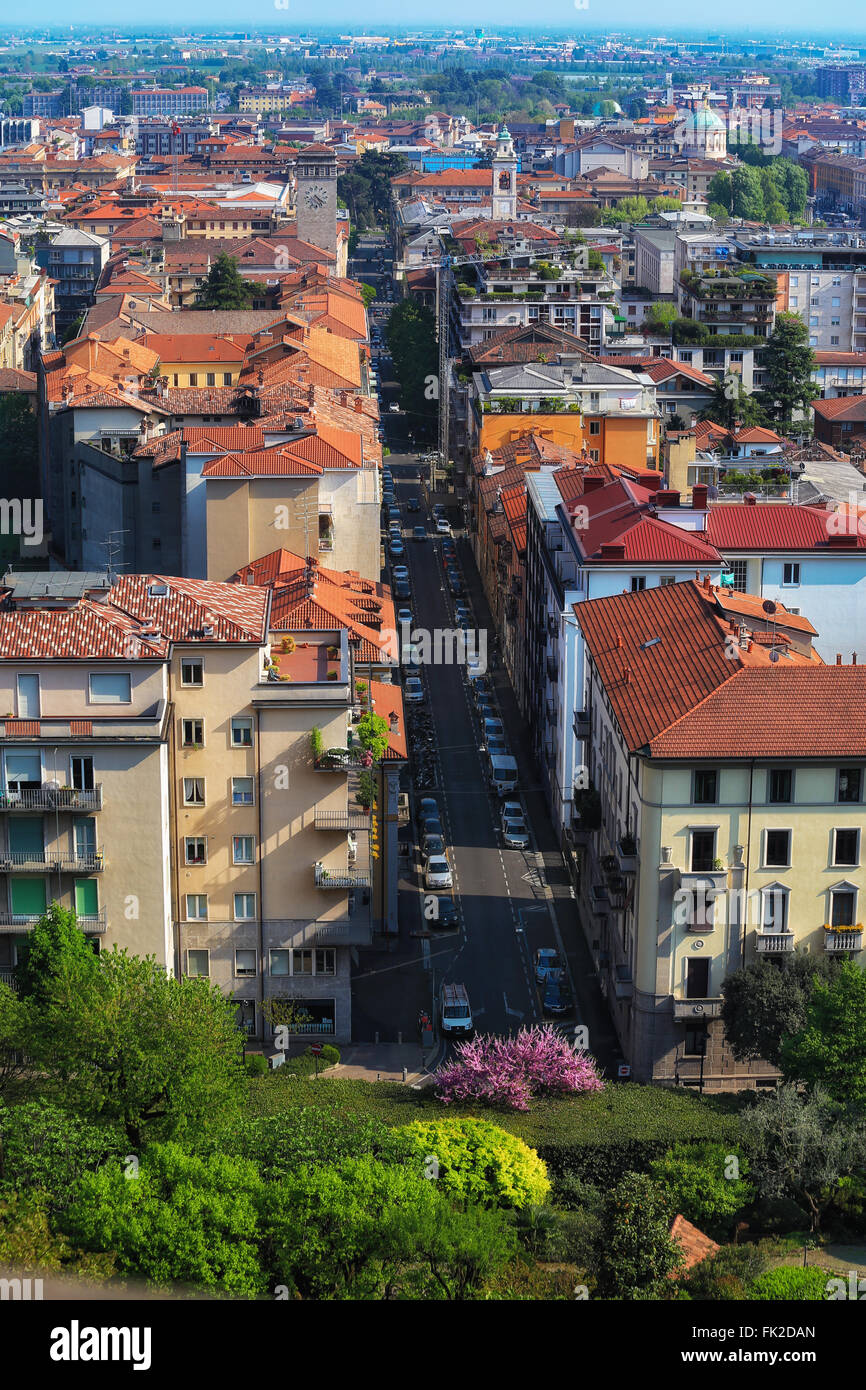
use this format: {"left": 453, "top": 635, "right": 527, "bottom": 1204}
{"left": 489, "top": 753, "right": 518, "bottom": 795}
{"left": 440, "top": 982, "right": 473, "bottom": 1038}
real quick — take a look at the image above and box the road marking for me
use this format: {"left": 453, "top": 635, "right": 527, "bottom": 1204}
{"left": 503, "top": 992, "right": 524, "bottom": 1020}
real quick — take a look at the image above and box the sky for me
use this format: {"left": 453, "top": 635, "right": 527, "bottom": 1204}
{"left": 12, "top": 3, "right": 866, "bottom": 38}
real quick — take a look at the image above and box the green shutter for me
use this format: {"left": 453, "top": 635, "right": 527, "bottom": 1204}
{"left": 8, "top": 818, "right": 44, "bottom": 857}
{"left": 74, "top": 879, "right": 99, "bottom": 918}
{"left": 10, "top": 878, "right": 47, "bottom": 916}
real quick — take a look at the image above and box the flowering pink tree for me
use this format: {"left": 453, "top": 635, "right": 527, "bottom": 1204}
{"left": 435, "top": 1026, "right": 605, "bottom": 1111}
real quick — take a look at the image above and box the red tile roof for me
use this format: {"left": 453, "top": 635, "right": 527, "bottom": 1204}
{"left": 706, "top": 503, "right": 866, "bottom": 551}
{"left": 201, "top": 448, "right": 323, "bottom": 478}
{"left": 812, "top": 394, "right": 866, "bottom": 421}
{"left": 669, "top": 1216, "right": 719, "bottom": 1274}
{"left": 568, "top": 478, "right": 722, "bottom": 565}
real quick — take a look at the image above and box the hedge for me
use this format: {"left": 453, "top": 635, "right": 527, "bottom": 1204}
{"left": 245, "top": 1079, "right": 739, "bottom": 1182}
{"left": 749, "top": 1266, "right": 834, "bottom": 1300}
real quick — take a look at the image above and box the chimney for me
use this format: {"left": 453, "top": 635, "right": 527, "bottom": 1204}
{"left": 655, "top": 488, "right": 680, "bottom": 507}
{"left": 692, "top": 483, "right": 708, "bottom": 510}
{"left": 389, "top": 711, "right": 399, "bottom": 732}
{"left": 702, "top": 573, "right": 712, "bottom": 592}
{"left": 616, "top": 632, "right": 623, "bottom": 649}
{"left": 836, "top": 653, "right": 842, "bottom": 664}
{"left": 354, "top": 398, "right": 364, "bottom": 413}
{"left": 637, "top": 470, "right": 662, "bottom": 492}
{"left": 854, "top": 653, "right": 858, "bottom": 666}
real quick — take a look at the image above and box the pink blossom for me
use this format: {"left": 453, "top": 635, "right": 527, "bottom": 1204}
{"left": 435, "top": 1026, "right": 604, "bottom": 1110}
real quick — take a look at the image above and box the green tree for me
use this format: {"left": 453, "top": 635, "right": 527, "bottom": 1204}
{"left": 33, "top": 948, "right": 246, "bottom": 1149}
{"left": 385, "top": 299, "right": 437, "bottom": 439}
{"left": 643, "top": 301, "right": 679, "bottom": 332}
{"left": 594, "top": 1172, "right": 682, "bottom": 1298}
{"left": 700, "top": 375, "right": 767, "bottom": 431}
{"left": 649, "top": 1143, "right": 752, "bottom": 1239}
{"left": 60, "top": 1144, "right": 267, "bottom": 1296}
{"left": 196, "top": 253, "right": 264, "bottom": 309}
{"left": 395, "top": 1118, "right": 551, "bottom": 1210}
{"left": 0, "top": 1100, "right": 125, "bottom": 1207}
{"left": 338, "top": 150, "right": 409, "bottom": 232}
{"left": 781, "top": 961, "right": 866, "bottom": 1105}
{"left": 721, "top": 954, "right": 830, "bottom": 1067}
{"left": 741, "top": 1085, "right": 866, "bottom": 1232}
{"left": 355, "top": 711, "right": 390, "bottom": 761}
{"left": 0, "top": 392, "right": 38, "bottom": 500}
{"left": 707, "top": 171, "right": 732, "bottom": 213}
{"left": 730, "top": 165, "right": 765, "bottom": 221}
{"left": 0, "top": 985, "right": 36, "bottom": 1102}
{"left": 15, "top": 903, "right": 98, "bottom": 1006}
{"left": 758, "top": 312, "right": 817, "bottom": 430}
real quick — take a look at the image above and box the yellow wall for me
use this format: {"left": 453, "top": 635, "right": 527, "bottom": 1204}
{"left": 479, "top": 411, "right": 660, "bottom": 470}
{"left": 160, "top": 359, "right": 243, "bottom": 387}
{"left": 205, "top": 475, "right": 320, "bottom": 581}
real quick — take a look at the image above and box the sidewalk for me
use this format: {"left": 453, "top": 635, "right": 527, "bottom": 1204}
{"left": 323, "top": 1042, "right": 441, "bottom": 1084}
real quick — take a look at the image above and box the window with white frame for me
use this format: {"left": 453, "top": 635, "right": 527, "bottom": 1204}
{"left": 186, "top": 948, "right": 209, "bottom": 976}
{"left": 232, "top": 835, "right": 255, "bottom": 864}
{"left": 764, "top": 828, "right": 791, "bottom": 868}
{"left": 727, "top": 559, "right": 748, "bottom": 591}
{"left": 232, "top": 777, "right": 254, "bottom": 806}
{"left": 782, "top": 562, "right": 800, "bottom": 587}
{"left": 270, "top": 949, "right": 290, "bottom": 976}
{"left": 181, "top": 658, "right": 203, "bottom": 687}
{"left": 183, "top": 778, "right": 205, "bottom": 806}
{"left": 293, "top": 949, "right": 313, "bottom": 975}
{"left": 184, "top": 836, "right": 207, "bottom": 865}
{"left": 833, "top": 828, "right": 860, "bottom": 867}
{"left": 234, "top": 949, "right": 256, "bottom": 977}
{"left": 760, "top": 883, "right": 789, "bottom": 932}
{"left": 182, "top": 718, "right": 204, "bottom": 747}
{"left": 185, "top": 894, "right": 208, "bottom": 920}
{"left": 231, "top": 716, "right": 253, "bottom": 747}
{"left": 829, "top": 883, "right": 857, "bottom": 928}
{"left": 838, "top": 767, "right": 863, "bottom": 803}
{"left": 234, "top": 892, "right": 256, "bottom": 920}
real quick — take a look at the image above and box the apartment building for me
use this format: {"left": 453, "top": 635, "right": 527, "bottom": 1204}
{"left": 0, "top": 569, "right": 405, "bottom": 1044}
{"left": 453, "top": 249, "right": 615, "bottom": 356}
{"left": 35, "top": 230, "right": 109, "bottom": 337}
{"left": 132, "top": 89, "right": 210, "bottom": 117}
{"left": 572, "top": 577, "right": 866, "bottom": 1090}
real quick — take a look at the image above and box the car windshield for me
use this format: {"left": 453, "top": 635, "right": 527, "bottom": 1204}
{"left": 443, "top": 1006, "right": 469, "bottom": 1019}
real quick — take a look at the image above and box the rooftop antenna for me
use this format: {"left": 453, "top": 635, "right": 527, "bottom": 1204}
{"left": 103, "top": 530, "right": 130, "bottom": 583}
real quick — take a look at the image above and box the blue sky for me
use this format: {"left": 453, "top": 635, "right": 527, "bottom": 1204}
{"left": 17, "top": 4, "right": 866, "bottom": 37}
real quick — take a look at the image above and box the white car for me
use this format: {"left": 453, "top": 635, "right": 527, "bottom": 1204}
{"left": 425, "top": 855, "right": 453, "bottom": 889}
{"left": 404, "top": 675, "right": 424, "bottom": 701}
{"left": 389, "top": 402, "right": 401, "bottom": 413}
{"left": 392, "top": 565, "right": 409, "bottom": 583}
{"left": 502, "top": 814, "right": 530, "bottom": 850}
{"left": 436, "top": 519, "right": 451, "bottom": 536}
{"left": 502, "top": 799, "right": 523, "bottom": 822}
{"left": 397, "top": 607, "right": 413, "bottom": 627}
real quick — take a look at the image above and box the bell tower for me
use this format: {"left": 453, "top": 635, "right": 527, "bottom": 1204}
{"left": 295, "top": 143, "right": 338, "bottom": 256}
{"left": 491, "top": 124, "right": 518, "bottom": 221}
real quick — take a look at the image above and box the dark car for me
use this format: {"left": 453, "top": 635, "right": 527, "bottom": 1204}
{"left": 448, "top": 574, "right": 464, "bottom": 595}
{"left": 542, "top": 970, "right": 574, "bottom": 1017}
{"left": 430, "top": 896, "right": 459, "bottom": 930}
{"left": 394, "top": 580, "right": 411, "bottom": 600}
{"left": 406, "top": 497, "right": 420, "bottom": 513}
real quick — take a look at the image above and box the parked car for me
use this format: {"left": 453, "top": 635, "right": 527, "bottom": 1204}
{"left": 392, "top": 565, "right": 409, "bottom": 583}
{"left": 473, "top": 677, "right": 492, "bottom": 703}
{"left": 436, "top": 518, "right": 452, "bottom": 536}
{"left": 402, "top": 642, "right": 421, "bottom": 668}
{"left": 432, "top": 503, "right": 445, "bottom": 520}
{"left": 487, "top": 735, "right": 509, "bottom": 758}
{"left": 425, "top": 855, "right": 453, "bottom": 890}
{"left": 406, "top": 496, "right": 420, "bottom": 513}
{"left": 394, "top": 579, "right": 411, "bottom": 600}
{"left": 404, "top": 675, "right": 424, "bottom": 701}
{"left": 502, "top": 813, "right": 530, "bottom": 850}
{"left": 421, "top": 815, "right": 443, "bottom": 839}
{"left": 417, "top": 796, "right": 439, "bottom": 824}
{"left": 390, "top": 538, "right": 405, "bottom": 558}
{"left": 429, "top": 895, "right": 458, "bottom": 930}
{"left": 397, "top": 607, "right": 413, "bottom": 627}
{"left": 535, "top": 948, "right": 563, "bottom": 984}
{"left": 422, "top": 833, "right": 446, "bottom": 861}
{"left": 542, "top": 970, "right": 574, "bottom": 1017}
{"left": 413, "top": 525, "right": 427, "bottom": 542}
{"left": 454, "top": 602, "right": 471, "bottom": 621}
{"left": 388, "top": 402, "right": 401, "bottom": 413}
{"left": 483, "top": 718, "right": 505, "bottom": 744}
{"left": 388, "top": 506, "right": 401, "bottom": 523}
{"left": 439, "top": 981, "right": 472, "bottom": 1035}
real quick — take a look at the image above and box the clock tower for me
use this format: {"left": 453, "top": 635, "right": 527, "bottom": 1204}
{"left": 295, "top": 143, "right": 338, "bottom": 257}
{"left": 491, "top": 124, "right": 518, "bottom": 222}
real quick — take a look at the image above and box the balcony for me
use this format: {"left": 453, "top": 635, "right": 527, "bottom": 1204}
{"left": 617, "top": 836, "right": 638, "bottom": 874}
{"left": 314, "top": 811, "right": 370, "bottom": 831}
{"left": 673, "top": 997, "right": 722, "bottom": 1020}
{"left": 314, "top": 863, "right": 371, "bottom": 890}
{"left": 756, "top": 930, "right": 795, "bottom": 954}
{"left": 0, "top": 909, "right": 107, "bottom": 932}
{"left": 573, "top": 711, "right": 590, "bottom": 741}
{"left": 0, "top": 787, "right": 103, "bottom": 812}
{"left": 313, "top": 750, "right": 371, "bottom": 771}
{"left": 823, "top": 926, "right": 863, "bottom": 953}
{"left": 0, "top": 850, "right": 104, "bottom": 873}
{"left": 590, "top": 884, "right": 610, "bottom": 914}
{"left": 0, "top": 966, "right": 17, "bottom": 990}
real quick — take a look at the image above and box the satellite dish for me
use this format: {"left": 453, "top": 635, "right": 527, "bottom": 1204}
{"left": 769, "top": 650, "right": 780, "bottom": 663}
{"left": 762, "top": 599, "right": 777, "bottom": 614}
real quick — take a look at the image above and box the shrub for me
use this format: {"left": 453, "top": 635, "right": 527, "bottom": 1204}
{"left": 748, "top": 1266, "right": 833, "bottom": 1300}
{"left": 435, "top": 1026, "right": 604, "bottom": 1110}
{"left": 593, "top": 1172, "right": 683, "bottom": 1298}
{"left": 245, "top": 1055, "right": 270, "bottom": 1077}
{"left": 681, "top": 1242, "right": 770, "bottom": 1300}
{"left": 649, "top": 1142, "right": 753, "bottom": 1239}
{"left": 394, "top": 1117, "right": 550, "bottom": 1210}
{"left": 310, "top": 727, "right": 324, "bottom": 761}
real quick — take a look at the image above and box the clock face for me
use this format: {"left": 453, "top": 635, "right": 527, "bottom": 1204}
{"left": 304, "top": 184, "right": 327, "bottom": 210}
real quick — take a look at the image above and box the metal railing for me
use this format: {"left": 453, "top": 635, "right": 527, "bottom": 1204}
{"left": 0, "top": 909, "right": 107, "bottom": 932}
{"left": 0, "top": 787, "right": 103, "bottom": 812}
{"left": 314, "top": 864, "right": 371, "bottom": 889}
{"left": 0, "top": 851, "right": 104, "bottom": 873}
{"left": 313, "top": 811, "right": 371, "bottom": 831}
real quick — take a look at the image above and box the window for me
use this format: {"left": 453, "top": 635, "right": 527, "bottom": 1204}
{"left": 765, "top": 829, "right": 791, "bottom": 868}
{"left": 223, "top": 372, "right": 232, "bottom": 386}
{"left": 231, "top": 717, "right": 253, "bottom": 747}
{"left": 690, "top": 829, "right": 716, "bottom": 872}
{"left": 232, "top": 777, "right": 254, "bottom": 805}
{"left": 186, "top": 949, "right": 209, "bottom": 976}
{"left": 186, "top": 894, "right": 208, "bottom": 920}
{"left": 834, "top": 828, "right": 860, "bottom": 867}
{"left": 660, "top": 574, "right": 676, "bottom": 586}
{"left": 832, "top": 296, "right": 841, "bottom": 307}
{"left": 782, "top": 563, "right": 800, "bottom": 587}
{"left": 683, "top": 1023, "right": 708, "bottom": 1056}
{"left": 181, "top": 658, "right": 203, "bottom": 687}
{"left": 293, "top": 949, "right": 313, "bottom": 975}
{"left": 693, "top": 770, "right": 718, "bottom": 805}
{"left": 232, "top": 835, "right": 254, "bottom": 864}
{"left": 189, "top": 373, "right": 198, "bottom": 386}
{"left": 182, "top": 718, "right": 203, "bottom": 747}
{"left": 728, "top": 559, "right": 748, "bottom": 591}
{"left": 761, "top": 884, "right": 789, "bottom": 931}
{"left": 589, "top": 419, "right": 601, "bottom": 435}
{"left": 316, "top": 948, "right": 336, "bottom": 975}
{"left": 184, "top": 836, "right": 207, "bottom": 865}
{"left": 831, "top": 336, "right": 840, "bottom": 345}
{"left": 768, "top": 768, "right": 792, "bottom": 804}
{"left": 206, "top": 372, "right": 215, "bottom": 386}
{"left": 838, "top": 767, "right": 863, "bottom": 803}
{"left": 183, "top": 778, "right": 205, "bottom": 806}
{"left": 685, "top": 957, "right": 710, "bottom": 998}
{"left": 234, "top": 948, "right": 256, "bottom": 976}
{"left": 71, "top": 756, "right": 94, "bottom": 791}
{"left": 16, "top": 674, "right": 40, "bottom": 718}
{"left": 830, "top": 887, "right": 857, "bottom": 928}
{"left": 630, "top": 576, "right": 646, "bottom": 592}
{"left": 89, "top": 672, "right": 131, "bottom": 704}
{"left": 270, "top": 950, "right": 290, "bottom": 976}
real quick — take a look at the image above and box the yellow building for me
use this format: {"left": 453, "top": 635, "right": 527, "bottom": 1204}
{"left": 141, "top": 333, "right": 248, "bottom": 388}
{"left": 574, "top": 578, "right": 866, "bottom": 1091}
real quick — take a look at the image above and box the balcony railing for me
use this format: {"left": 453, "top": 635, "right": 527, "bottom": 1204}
{"left": 313, "top": 751, "right": 371, "bottom": 771}
{"left": 823, "top": 927, "right": 863, "bottom": 953}
{"left": 0, "top": 966, "right": 18, "bottom": 990}
{"left": 673, "top": 997, "right": 722, "bottom": 1020}
{"left": 313, "top": 811, "right": 370, "bottom": 831}
{"left": 314, "top": 864, "right": 371, "bottom": 889}
{"left": 756, "top": 930, "right": 795, "bottom": 954}
{"left": 0, "top": 787, "right": 103, "bottom": 812}
{"left": 0, "top": 909, "right": 106, "bottom": 932}
{"left": 0, "top": 851, "right": 104, "bottom": 873}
